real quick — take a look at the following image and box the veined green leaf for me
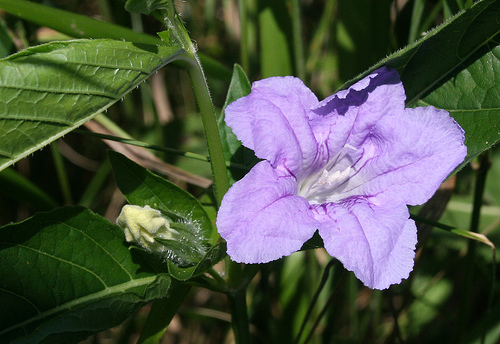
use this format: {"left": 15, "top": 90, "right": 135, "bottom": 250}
{"left": 0, "top": 39, "right": 184, "bottom": 172}
{"left": 418, "top": 45, "right": 500, "bottom": 170}
{"left": 0, "top": 206, "right": 171, "bottom": 344}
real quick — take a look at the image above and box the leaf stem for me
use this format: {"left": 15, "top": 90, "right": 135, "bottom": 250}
{"left": 295, "top": 259, "right": 337, "bottom": 344}
{"left": 227, "top": 288, "right": 251, "bottom": 344}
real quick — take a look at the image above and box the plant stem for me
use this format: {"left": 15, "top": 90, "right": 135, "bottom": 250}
{"left": 175, "top": 52, "right": 230, "bottom": 206}
{"left": 295, "top": 259, "right": 336, "bottom": 344}
{"left": 154, "top": 5, "right": 248, "bottom": 343}
{"left": 154, "top": 5, "right": 230, "bottom": 206}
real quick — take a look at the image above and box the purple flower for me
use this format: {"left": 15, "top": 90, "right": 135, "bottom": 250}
{"left": 216, "top": 67, "right": 466, "bottom": 289}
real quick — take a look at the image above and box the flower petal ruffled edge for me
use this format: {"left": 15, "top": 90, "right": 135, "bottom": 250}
{"left": 225, "top": 76, "right": 319, "bottom": 175}
{"left": 217, "top": 161, "right": 319, "bottom": 264}
{"left": 314, "top": 198, "right": 417, "bottom": 289}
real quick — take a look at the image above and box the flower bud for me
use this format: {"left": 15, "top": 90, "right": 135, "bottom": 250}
{"left": 117, "top": 204, "right": 178, "bottom": 253}
{"left": 116, "top": 204, "right": 208, "bottom": 267}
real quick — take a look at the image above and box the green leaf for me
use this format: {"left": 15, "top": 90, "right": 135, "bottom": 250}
{"left": 346, "top": 0, "right": 500, "bottom": 104}
{"left": 0, "top": 39, "right": 184, "bottom": 172}
{"left": 108, "top": 151, "right": 224, "bottom": 280}
{"left": 0, "top": 206, "right": 171, "bottom": 344}
{"left": 417, "top": 44, "right": 500, "bottom": 170}
{"left": 218, "top": 64, "right": 258, "bottom": 183}
{"left": 342, "top": 0, "right": 500, "bottom": 170}
{"left": 125, "top": 0, "right": 169, "bottom": 15}
{"left": 0, "top": 0, "right": 232, "bottom": 81}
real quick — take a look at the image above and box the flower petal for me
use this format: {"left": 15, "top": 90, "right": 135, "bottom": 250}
{"left": 217, "top": 161, "right": 319, "bottom": 263}
{"left": 309, "top": 67, "right": 406, "bottom": 160}
{"left": 327, "top": 105, "right": 467, "bottom": 205}
{"left": 315, "top": 198, "right": 417, "bottom": 290}
{"left": 305, "top": 67, "right": 466, "bottom": 206}
{"left": 225, "top": 76, "right": 319, "bottom": 175}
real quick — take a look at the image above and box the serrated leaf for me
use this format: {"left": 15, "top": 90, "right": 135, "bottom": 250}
{"left": 218, "top": 64, "right": 259, "bottom": 183}
{"left": 108, "top": 151, "right": 223, "bottom": 280}
{"left": 0, "top": 39, "right": 184, "bottom": 172}
{"left": 0, "top": 206, "right": 171, "bottom": 344}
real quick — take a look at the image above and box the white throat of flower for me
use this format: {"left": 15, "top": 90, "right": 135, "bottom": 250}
{"left": 298, "top": 144, "right": 359, "bottom": 204}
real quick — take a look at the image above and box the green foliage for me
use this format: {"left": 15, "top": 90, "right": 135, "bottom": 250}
{"left": 0, "top": 39, "right": 184, "bottom": 172}
{"left": 336, "top": 0, "right": 393, "bottom": 80}
{"left": 0, "top": 206, "right": 171, "bottom": 344}
{"left": 0, "top": 0, "right": 499, "bottom": 342}
{"left": 419, "top": 44, "right": 500, "bottom": 170}
{"left": 0, "top": 0, "right": 160, "bottom": 44}
{"left": 343, "top": 0, "right": 500, "bottom": 171}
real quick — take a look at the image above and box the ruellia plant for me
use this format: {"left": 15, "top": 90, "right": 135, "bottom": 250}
{"left": 0, "top": 0, "right": 499, "bottom": 343}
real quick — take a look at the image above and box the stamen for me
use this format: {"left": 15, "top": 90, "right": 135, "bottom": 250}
{"left": 318, "top": 166, "right": 351, "bottom": 185}
{"left": 298, "top": 144, "right": 359, "bottom": 203}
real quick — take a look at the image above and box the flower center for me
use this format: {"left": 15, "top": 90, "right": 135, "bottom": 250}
{"left": 298, "top": 144, "right": 359, "bottom": 204}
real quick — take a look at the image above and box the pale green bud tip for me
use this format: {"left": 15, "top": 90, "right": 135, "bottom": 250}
{"left": 116, "top": 204, "right": 177, "bottom": 252}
